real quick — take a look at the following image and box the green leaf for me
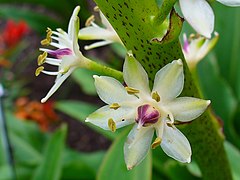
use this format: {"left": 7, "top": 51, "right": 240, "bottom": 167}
{"left": 97, "top": 128, "right": 152, "bottom": 180}
{"left": 72, "top": 69, "right": 96, "bottom": 95}
{"left": 10, "top": 133, "right": 42, "bottom": 166}
{"left": 224, "top": 141, "right": 240, "bottom": 180}
{"left": 214, "top": 4, "right": 240, "bottom": 100}
{"left": 55, "top": 100, "right": 119, "bottom": 140}
{"left": 62, "top": 149, "right": 105, "bottom": 180}
{"left": 0, "top": 165, "right": 11, "bottom": 180}
{"left": 32, "top": 125, "right": 67, "bottom": 180}
{"left": 198, "top": 55, "right": 239, "bottom": 146}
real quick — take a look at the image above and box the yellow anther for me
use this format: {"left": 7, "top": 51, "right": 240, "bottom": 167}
{"left": 37, "top": 52, "right": 48, "bottom": 65}
{"left": 110, "top": 103, "right": 120, "bottom": 110}
{"left": 108, "top": 118, "right": 116, "bottom": 132}
{"left": 151, "top": 137, "right": 162, "bottom": 149}
{"left": 94, "top": 6, "right": 99, "bottom": 12}
{"left": 152, "top": 91, "right": 160, "bottom": 102}
{"left": 46, "top": 28, "right": 52, "bottom": 39}
{"left": 40, "top": 38, "right": 51, "bottom": 46}
{"left": 85, "top": 15, "right": 95, "bottom": 26}
{"left": 125, "top": 87, "right": 139, "bottom": 95}
{"left": 166, "top": 122, "right": 173, "bottom": 128}
{"left": 35, "top": 66, "right": 44, "bottom": 76}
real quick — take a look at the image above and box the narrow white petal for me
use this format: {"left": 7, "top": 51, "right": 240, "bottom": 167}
{"left": 99, "top": 11, "right": 114, "bottom": 31}
{"left": 94, "top": 75, "right": 137, "bottom": 105}
{"left": 217, "top": 0, "right": 240, "bottom": 6}
{"left": 41, "top": 68, "right": 75, "bottom": 103}
{"left": 85, "top": 105, "right": 135, "bottom": 130}
{"left": 124, "top": 124, "right": 154, "bottom": 170}
{"left": 123, "top": 52, "right": 151, "bottom": 96}
{"left": 153, "top": 60, "right": 184, "bottom": 102}
{"left": 79, "top": 26, "right": 115, "bottom": 41}
{"left": 161, "top": 123, "right": 191, "bottom": 163}
{"left": 68, "top": 6, "right": 80, "bottom": 41}
{"left": 179, "top": 0, "right": 214, "bottom": 38}
{"left": 165, "top": 97, "right": 210, "bottom": 122}
{"left": 84, "top": 40, "right": 113, "bottom": 50}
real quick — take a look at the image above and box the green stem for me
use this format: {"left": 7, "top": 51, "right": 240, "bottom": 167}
{"left": 83, "top": 58, "right": 123, "bottom": 82}
{"left": 93, "top": 0, "right": 232, "bottom": 179}
{"left": 153, "top": 0, "right": 177, "bottom": 25}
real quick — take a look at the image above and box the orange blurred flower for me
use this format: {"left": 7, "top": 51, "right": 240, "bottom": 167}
{"left": 15, "top": 97, "right": 59, "bottom": 131}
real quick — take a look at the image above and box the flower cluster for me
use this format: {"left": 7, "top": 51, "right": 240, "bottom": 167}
{"left": 35, "top": 6, "right": 91, "bottom": 103}
{"left": 86, "top": 52, "right": 210, "bottom": 169}
{"left": 179, "top": 0, "right": 240, "bottom": 38}
{"left": 79, "top": 7, "right": 122, "bottom": 50}
{"left": 182, "top": 32, "right": 219, "bottom": 70}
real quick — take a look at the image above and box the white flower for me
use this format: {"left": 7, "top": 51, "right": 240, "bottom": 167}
{"left": 182, "top": 32, "right": 219, "bottom": 70}
{"left": 78, "top": 8, "right": 122, "bottom": 50}
{"left": 35, "top": 6, "right": 91, "bottom": 103}
{"left": 179, "top": 0, "right": 240, "bottom": 38}
{"left": 86, "top": 51, "right": 210, "bottom": 169}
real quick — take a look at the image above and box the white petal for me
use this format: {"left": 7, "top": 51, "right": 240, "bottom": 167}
{"left": 179, "top": 0, "right": 214, "bottom": 38}
{"left": 124, "top": 124, "right": 154, "bottom": 170}
{"left": 79, "top": 26, "right": 116, "bottom": 41}
{"left": 152, "top": 60, "right": 184, "bottom": 102}
{"left": 84, "top": 40, "right": 113, "bottom": 50}
{"left": 217, "top": 0, "right": 240, "bottom": 6}
{"left": 41, "top": 68, "right": 75, "bottom": 103}
{"left": 94, "top": 75, "right": 137, "bottom": 105}
{"left": 161, "top": 123, "right": 191, "bottom": 163}
{"left": 99, "top": 11, "right": 114, "bottom": 30}
{"left": 68, "top": 6, "right": 80, "bottom": 41}
{"left": 165, "top": 97, "right": 210, "bottom": 122}
{"left": 85, "top": 105, "right": 135, "bottom": 130}
{"left": 123, "top": 52, "right": 151, "bottom": 96}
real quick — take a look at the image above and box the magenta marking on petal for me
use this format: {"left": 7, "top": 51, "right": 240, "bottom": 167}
{"left": 48, "top": 48, "right": 72, "bottom": 59}
{"left": 183, "top": 34, "right": 190, "bottom": 53}
{"left": 136, "top": 104, "right": 160, "bottom": 127}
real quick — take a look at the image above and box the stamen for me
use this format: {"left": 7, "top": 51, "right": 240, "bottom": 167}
{"left": 152, "top": 91, "right": 160, "bottom": 102}
{"left": 46, "top": 27, "right": 52, "bottom": 39}
{"left": 41, "top": 38, "right": 51, "bottom": 46}
{"left": 108, "top": 118, "right": 116, "bottom": 132}
{"left": 35, "top": 66, "right": 44, "bottom": 76}
{"left": 125, "top": 87, "right": 139, "bottom": 95}
{"left": 110, "top": 103, "right": 120, "bottom": 110}
{"left": 94, "top": 6, "right": 99, "bottom": 12}
{"left": 37, "top": 51, "right": 48, "bottom": 65}
{"left": 42, "top": 70, "right": 59, "bottom": 76}
{"left": 151, "top": 137, "right": 162, "bottom": 149}
{"left": 85, "top": 15, "right": 95, "bottom": 26}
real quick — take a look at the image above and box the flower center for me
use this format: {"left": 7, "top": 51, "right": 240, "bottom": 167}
{"left": 136, "top": 104, "right": 160, "bottom": 128}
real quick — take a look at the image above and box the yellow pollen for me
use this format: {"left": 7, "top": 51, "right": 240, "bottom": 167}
{"left": 94, "top": 6, "right": 99, "bottom": 12}
{"left": 166, "top": 122, "right": 173, "bottom": 128}
{"left": 125, "top": 87, "right": 139, "bottom": 95}
{"left": 35, "top": 66, "right": 44, "bottom": 76}
{"left": 37, "top": 52, "right": 48, "bottom": 65}
{"left": 152, "top": 91, "right": 160, "bottom": 102}
{"left": 110, "top": 103, "right": 120, "bottom": 110}
{"left": 85, "top": 15, "right": 95, "bottom": 26}
{"left": 108, "top": 118, "right": 116, "bottom": 132}
{"left": 40, "top": 38, "right": 51, "bottom": 46}
{"left": 151, "top": 137, "right": 162, "bottom": 149}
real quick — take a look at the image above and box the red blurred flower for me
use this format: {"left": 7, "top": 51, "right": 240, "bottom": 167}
{"left": 2, "top": 20, "right": 29, "bottom": 48}
{"left": 15, "top": 97, "right": 59, "bottom": 131}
